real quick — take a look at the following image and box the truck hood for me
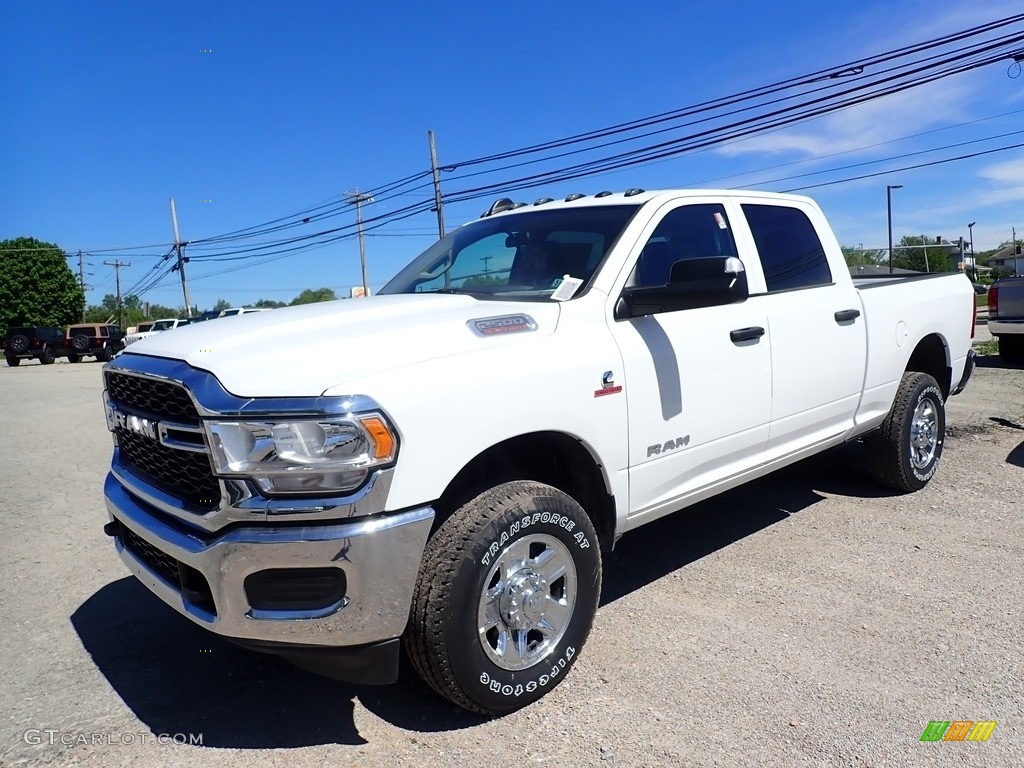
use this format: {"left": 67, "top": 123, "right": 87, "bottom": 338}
{"left": 120, "top": 294, "right": 561, "bottom": 397}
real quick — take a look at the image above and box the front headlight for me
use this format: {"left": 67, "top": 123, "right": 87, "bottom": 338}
{"left": 206, "top": 413, "right": 397, "bottom": 495}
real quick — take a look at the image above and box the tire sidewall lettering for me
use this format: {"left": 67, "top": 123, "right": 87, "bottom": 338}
{"left": 908, "top": 385, "right": 944, "bottom": 482}
{"left": 481, "top": 509, "right": 581, "bottom": 567}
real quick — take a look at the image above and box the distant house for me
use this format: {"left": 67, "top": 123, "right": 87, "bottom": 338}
{"left": 988, "top": 243, "right": 1023, "bottom": 276}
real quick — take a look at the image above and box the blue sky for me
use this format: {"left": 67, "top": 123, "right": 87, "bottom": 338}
{"left": 2, "top": 1, "right": 1023, "bottom": 311}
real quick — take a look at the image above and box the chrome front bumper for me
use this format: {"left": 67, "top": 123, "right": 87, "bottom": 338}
{"left": 104, "top": 473, "right": 434, "bottom": 647}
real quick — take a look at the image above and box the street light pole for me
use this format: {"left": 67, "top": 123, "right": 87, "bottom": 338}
{"left": 887, "top": 184, "right": 903, "bottom": 274}
{"left": 968, "top": 222, "right": 976, "bottom": 281}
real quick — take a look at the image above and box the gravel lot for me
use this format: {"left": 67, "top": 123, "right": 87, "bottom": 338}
{"left": 1, "top": 350, "right": 1021, "bottom": 768}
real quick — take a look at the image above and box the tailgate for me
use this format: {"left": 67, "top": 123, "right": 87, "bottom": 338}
{"left": 992, "top": 279, "right": 1024, "bottom": 319}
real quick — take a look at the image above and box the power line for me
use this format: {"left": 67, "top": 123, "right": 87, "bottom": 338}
{"left": 782, "top": 139, "right": 1024, "bottom": 192}
{"left": 179, "top": 14, "right": 1024, "bottom": 251}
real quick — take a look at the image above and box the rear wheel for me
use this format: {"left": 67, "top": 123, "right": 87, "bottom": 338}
{"left": 96, "top": 345, "right": 112, "bottom": 362}
{"left": 405, "top": 481, "right": 601, "bottom": 714}
{"left": 5, "top": 354, "right": 20, "bottom": 367}
{"left": 67, "top": 353, "right": 80, "bottom": 363}
{"left": 866, "top": 371, "right": 945, "bottom": 492}
{"left": 998, "top": 335, "right": 1024, "bottom": 364}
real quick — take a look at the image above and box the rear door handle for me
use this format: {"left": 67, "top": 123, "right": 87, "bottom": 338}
{"left": 730, "top": 326, "right": 765, "bottom": 343}
{"left": 834, "top": 309, "right": 861, "bottom": 323}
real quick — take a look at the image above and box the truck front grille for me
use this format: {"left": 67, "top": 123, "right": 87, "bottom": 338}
{"left": 105, "top": 371, "right": 222, "bottom": 513}
{"left": 105, "top": 371, "right": 200, "bottom": 423}
{"left": 115, "top": 428, "right": 221, "bottom": 511}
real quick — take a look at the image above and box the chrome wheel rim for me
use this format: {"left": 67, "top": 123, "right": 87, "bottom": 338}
{"left": 910, "top": 397, "right": 939, "bottom": 470}
{"left": 477, "top": 533, "right": 577, "bottom": 671}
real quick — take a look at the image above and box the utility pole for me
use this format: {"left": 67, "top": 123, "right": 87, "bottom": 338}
{"left": 345, "top": 189, "right": 373, "bottom": 297}
{"left": 104, "top": 260, "right": 130, "bottom": 329}
{"left": 1015, "top": 226, "right": 1020, "bottom": 277}
{"left": 169, "top": 198, "right": 194, "bottom": 317}
{"left": 77, "top": 250, "right": 87, "bottom": 322}
{"left": 428, "top": 130, "right": 446, "bottom": 239}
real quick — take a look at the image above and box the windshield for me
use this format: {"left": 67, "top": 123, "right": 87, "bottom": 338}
{"left": 136, "top": 323, "right": 154, "bottom": 332}
{"left": 151, "top": 320, "right": 177, "bottom": 331}
{"left": 379, "top": 204, "right": 640, "bottom": 300}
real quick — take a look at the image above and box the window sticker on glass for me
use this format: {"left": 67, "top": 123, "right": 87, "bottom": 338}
{"left": 713, "top": 212, "right": 728, "bottom": 230}
{"left": 550, "top": 275, "right": 583, "bottom": 301}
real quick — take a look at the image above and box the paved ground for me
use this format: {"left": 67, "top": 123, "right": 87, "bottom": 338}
{"left": 1, "top": 347, "right": 1021, "bottom": 768}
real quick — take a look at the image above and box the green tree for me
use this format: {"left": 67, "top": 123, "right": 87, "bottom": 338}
{"left": 254, "top": 298, "right": 288, "bottom": 308}
{"left": 891, "top": 236, "right": 952, "bottom": 273}
{"left": 0, "top": 237, "right": 84, "bottom": 327}
{"left": 213, "top": 298, "right": 232, "bottom": 312}
{"left": 148, "top": 304, "right": 180, "bottom": 319}
{"left": 290, "top": 288, "right": 337, "bottom": 305}
{"left": 841, "top": 245, "right": 885, "bottom": 267}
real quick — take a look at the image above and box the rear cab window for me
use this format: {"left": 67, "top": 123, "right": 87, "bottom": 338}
{"left": 741, "top": 204, "right": 831, "bottom": 292}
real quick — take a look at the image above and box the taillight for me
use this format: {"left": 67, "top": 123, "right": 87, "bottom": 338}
{"left": 988, "top": 284, "right": 999, "bottom": 319}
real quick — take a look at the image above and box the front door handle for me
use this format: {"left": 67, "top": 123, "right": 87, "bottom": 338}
{"left": 834, "top": 309, "right": 861, "bottom": 323}
{"left": 730, "top": 326, "right": 765, "bottom": 343}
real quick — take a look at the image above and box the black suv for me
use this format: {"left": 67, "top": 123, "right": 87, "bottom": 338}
{"left": 3, "top": 327, "right": 66, "bottom": 366}
{"left": 65, "top": 323, "right": 126, "bottom": 362}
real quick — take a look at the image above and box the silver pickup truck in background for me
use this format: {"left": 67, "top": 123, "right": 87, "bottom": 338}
{"left": 988, "top": 278, "right": 1024, "bottom": 363}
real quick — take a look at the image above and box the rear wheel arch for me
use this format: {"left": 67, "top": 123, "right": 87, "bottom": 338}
{"left": 905, "top": 333, "right": 951, "bottom": 399}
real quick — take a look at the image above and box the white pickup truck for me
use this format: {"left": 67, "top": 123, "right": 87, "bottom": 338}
{"left": 100, "top": 188, "right": 975, "bottom": 714}
{"left": 987, "top": 277, "right": 1024, "bottom": 362}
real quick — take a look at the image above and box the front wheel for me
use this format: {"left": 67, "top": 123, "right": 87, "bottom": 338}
{"left": 5, "top": 354, "right": 20, "bottom": 367}
{"left": 866, "top": 371, "right": 945, "bottom": 492}
{"left": 405, "top": 481, "right": 602, "bottom": 714}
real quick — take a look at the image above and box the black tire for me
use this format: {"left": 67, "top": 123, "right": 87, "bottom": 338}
{"left": 5, "top": 354, "right": 20, "bottom": 367}
{"left": 39, "top": 347, "right": 55, "bottom": 365}
{"left": 998, "top": 335, "right": 1024, "bottom": 364}
{"left": 96, "top": 345, "right": 112, "bottom": 362}
{"left": 8, "top": 333, "right": 29, "bottom": 354}
{"left": 405, "top": 481, "right": 602, "bottom": 715}
{"left": 866, "top": 371, "right": 945, "bottom": 492}
{"left": 70, "top": 334, "right": 90, "bottom": 353}
{"left": 67, "top": 353, "right": 80, "bottom": 363}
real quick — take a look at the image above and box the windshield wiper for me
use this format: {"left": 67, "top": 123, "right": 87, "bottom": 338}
{"left": 419, "top": 287, "right": 483, "bottom": 295}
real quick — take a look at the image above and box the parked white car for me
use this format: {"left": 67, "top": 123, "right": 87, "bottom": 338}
{"left": 123, "top": 318, "right": 190, "bottom": 346}
{"left": 218, "top": 307, "right": 273, "bottom": 318}
{"left": 101, "top": 188, "right": 975, "bottom": 714}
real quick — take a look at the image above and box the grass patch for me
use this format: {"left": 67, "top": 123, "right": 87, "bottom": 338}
{"left": 976, "top": 294, "right": 988, "bottom": 307}
{"left": 973, "top": 338, "right": 998, "bottom": 356}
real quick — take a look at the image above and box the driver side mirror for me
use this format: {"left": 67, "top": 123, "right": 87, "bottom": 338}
{"left": 615, "top": 256, "right": 748, "bottom": 319}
